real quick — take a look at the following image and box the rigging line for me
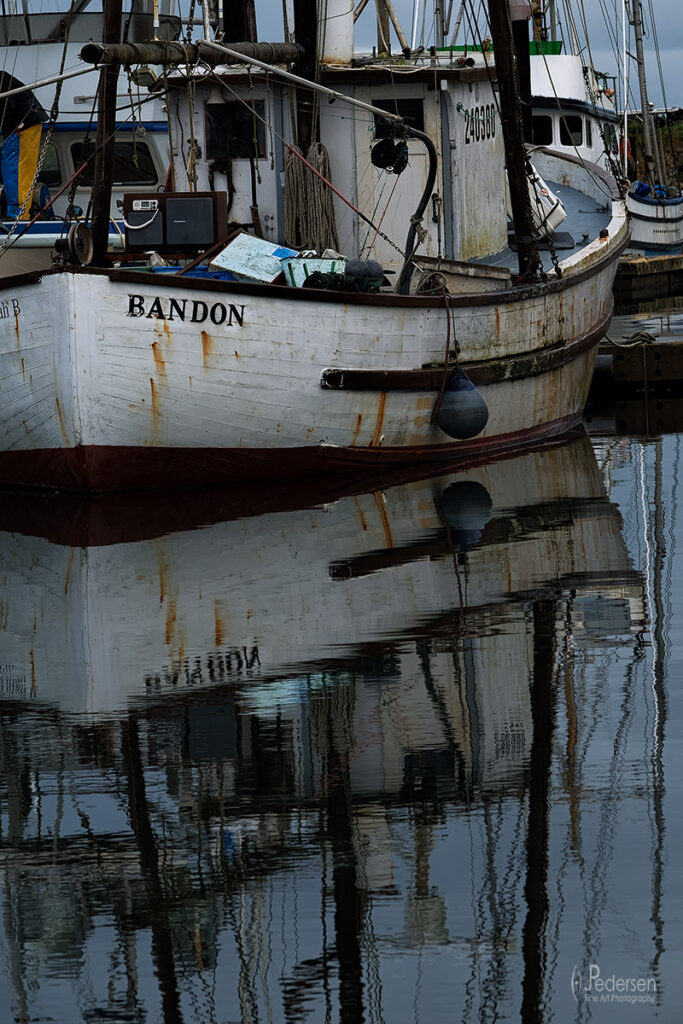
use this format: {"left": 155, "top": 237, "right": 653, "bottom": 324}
{"left": 597, "top": 0, "right": 622, "bottom": 67}
{"left": 643, "top": 0, "right": 679, "bottom": 188}
{"left": 363, "top": 171, "right": 401, "bottom": 254}
{"left": 359, "top": 170, "right": 392, "bottom": 253}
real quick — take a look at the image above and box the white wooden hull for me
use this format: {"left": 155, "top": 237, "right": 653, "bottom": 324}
{"left": 626, "top": 192, "right": 683, "bottom": 251}
{"left": 0, "top": 196, "right": 627, "bottom": 490}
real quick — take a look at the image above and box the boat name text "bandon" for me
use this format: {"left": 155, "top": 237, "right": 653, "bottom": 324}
{"left": 127, "top": 294, "right": 246, "bottom": 327}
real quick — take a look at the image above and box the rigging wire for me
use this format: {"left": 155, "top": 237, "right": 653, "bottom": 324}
{"left": 642, "top": 0, "right": 680, "bottom": 189}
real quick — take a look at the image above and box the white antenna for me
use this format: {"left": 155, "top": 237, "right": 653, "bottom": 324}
{"left": 411, "top": 0, "right": 421, "bottom": 50}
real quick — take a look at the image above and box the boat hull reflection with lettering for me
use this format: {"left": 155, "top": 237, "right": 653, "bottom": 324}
{"left": 0, "top": 432, "right": 652, "bottom": 1024}
{"left": 0, "top": 433, "right": 641, "bottom": 729}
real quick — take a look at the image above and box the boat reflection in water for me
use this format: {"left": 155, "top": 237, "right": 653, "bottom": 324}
{"left": 0, "top": 434, "right": 648, "bottom": 1023}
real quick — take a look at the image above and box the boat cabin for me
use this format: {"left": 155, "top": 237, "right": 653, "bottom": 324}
{"left": 159, "top": 52, "right": 507, "bottom": 272}
{"left": 530, "top": 51, "right": 619, "bottom": 170}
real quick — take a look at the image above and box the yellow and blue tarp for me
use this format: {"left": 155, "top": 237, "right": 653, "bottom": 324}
{"left": 0, "top": 71, "right": 48, "bottom": 220}
{"left": 1, "top": 123, "right": 43, "bottom": 219}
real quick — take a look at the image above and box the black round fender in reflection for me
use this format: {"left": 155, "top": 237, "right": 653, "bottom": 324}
{"left": 438, "top": 480, "right": 493, "bottom": 550}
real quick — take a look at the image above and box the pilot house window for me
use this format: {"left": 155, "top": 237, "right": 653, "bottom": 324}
{"left": 205, "top": 100, "right": 266, "bottom": 160}
{"left": 531, "top": 115, "right": 553, "bottom": 145}
{"left": 71, "top": 140, "right": 158, "bottom": 185}
{"left": 372, "top": 98, "right": 424, "bottom": 139}
{"left": 559, "top": 114, "right": 583, "bottom": 146}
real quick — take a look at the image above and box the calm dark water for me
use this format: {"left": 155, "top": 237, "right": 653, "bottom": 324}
{"left": 0, "top": 423, "right": 679, "bottom": 1022}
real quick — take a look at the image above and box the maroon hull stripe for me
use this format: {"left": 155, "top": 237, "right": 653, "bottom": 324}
{"left": 0, "top": 411, "right": 580, "bottom": 493}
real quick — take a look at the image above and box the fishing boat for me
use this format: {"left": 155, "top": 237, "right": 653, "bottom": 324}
{"left": 529, "top": 0, "right": 683, "bottom": 257}
{"left": 0, "top": 0, "right": 628, "bottom": 492}
{"left": 622, "top": 0, "right": 683, "bottom": 252}
{"left": 0, "top": 2, "right": 171, "bottom": 277}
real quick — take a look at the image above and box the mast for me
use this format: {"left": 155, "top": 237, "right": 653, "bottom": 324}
{"left": 223, "top": 0, "right": 257, "bottom": 42}
{"left": 90, "top": 0, "right": 121, "bottom": 266}
{"left": 631, "top": 0, "right": 664, "bottom": 186}
{"left": 292, "top": 0, "right": 320, "bottom": 153}
{"left": 486, "top": 0, "right": 539, "bottom": 281}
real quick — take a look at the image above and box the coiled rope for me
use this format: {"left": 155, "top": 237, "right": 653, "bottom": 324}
{"left": 285, "top": 141, "right": 339, "bottom": 251}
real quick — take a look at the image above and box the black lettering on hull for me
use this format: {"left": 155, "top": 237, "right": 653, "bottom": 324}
{"left": 127, "top": 293, "right": 246, "bottom": 327}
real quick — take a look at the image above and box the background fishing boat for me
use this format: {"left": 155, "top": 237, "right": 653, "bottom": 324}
{"left": 528, "top": 0, "right": 683, "bottom": 255}
{"left": 622, "top": 0, "right": 683, "bottom": 252}
{"left": 0, "top": 0, "right": 172, "bottom": 277}
{"left": 528, "top": 0, "right": 620, "bottom": 173}
{"left": 0, "top": 0, "right": 628, "bottom": 490}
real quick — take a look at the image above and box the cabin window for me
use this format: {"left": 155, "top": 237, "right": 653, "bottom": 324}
{"left": 585, "top": 118, "right": 593, "bottom": 147}
{"left": 37, "top": 142, "right": 61, "bottom": 189}
{"left": 605, "top": 123, "right": 617, "bottom": 153}
{"left": 205, "top": 101, "right": 266, "bottom": 160}
{"left": 372, "top": 98, "right": 424, "bottom": 139}
{"left": 531, "top": 115, "right": 553, "bottom": 145}
{"left": 559, "top": 114, "right": 583, "bottom": 146}
{"left": 70, "top": 140, "right": 159, "bottom": 186}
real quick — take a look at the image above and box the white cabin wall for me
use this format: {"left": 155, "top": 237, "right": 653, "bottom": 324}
{"left": 446, "top": 78, "right": 507, "bottom": 260}
{"left": 345, "top": 83, "right": 444, "bottom": 269}
{"left": 169, "top": 72, "right": 506, "bottom": 264}
{"left": 172, "top": 84, "right": 285, "bottom": 243}
{"left": 319, "top": 97, "right": 359, "bottom": 256}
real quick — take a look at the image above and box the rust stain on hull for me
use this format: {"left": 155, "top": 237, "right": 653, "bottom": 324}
{"left": 150, "top": 378, "right": 160, "bottom": 443}
{"left": 201, "top": 330, "right": 212, "bottom": 369}
{"left": 151, "top": 341, "right": 166, "bottom": 380}
{"left": 64, "top": 549, "right": 75, "bottom": 595}
{"left": 55, "top": 397, "right": 69, "bottom": 445}
{"left": 351, "top": 414, "right": 363, "bottom": 446}
{"left": 165, "top": 597, "right": 177, "bottom": 645}
{"left": 370, "top": 392, "right": 387, "bottom": 447}
{"left": 353, "top": 496, "right": 368, "bottom": 531}
{"left": 157, "top": 548, "right": 167, "bottom": 605}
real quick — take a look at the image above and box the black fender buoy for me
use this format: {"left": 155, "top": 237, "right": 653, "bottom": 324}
{"left": 435, "top": 368, "right": 489, "bottom": 439}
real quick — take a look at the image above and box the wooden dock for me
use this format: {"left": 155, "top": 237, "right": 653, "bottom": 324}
{"left": 592, "top": 296, "right": 683, "bottom": 393}
{"left": 614, "top": 251, "right": 683, "bottom": 305}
